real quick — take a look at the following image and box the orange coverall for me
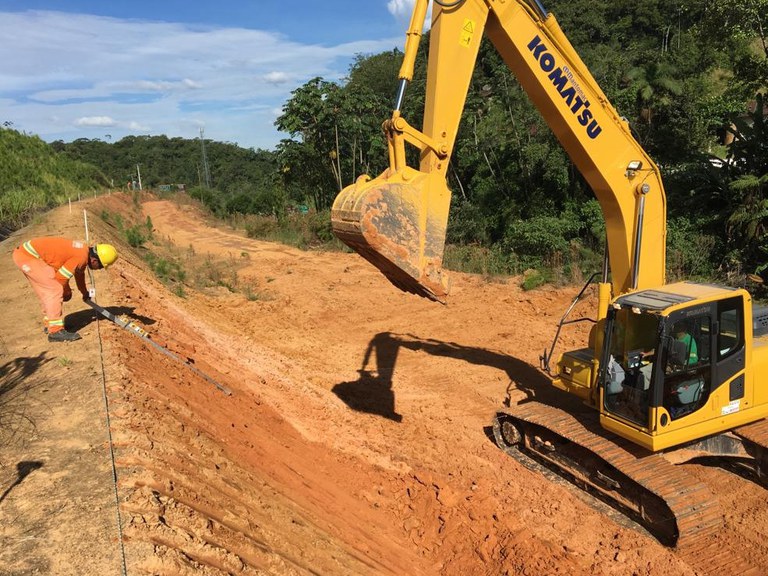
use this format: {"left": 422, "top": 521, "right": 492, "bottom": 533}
{"left": 12, "top": 237, "right": 90, "bottom": 334}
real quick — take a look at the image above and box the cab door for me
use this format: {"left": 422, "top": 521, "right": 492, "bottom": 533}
{"left": 653, "top": 296, "right": 746, "bottom": 429}
{"left": 654, "top": 307, "right": 713, "bottom": 425}
{"left": 711, "top": 296, "right": 747, "bottom": 410}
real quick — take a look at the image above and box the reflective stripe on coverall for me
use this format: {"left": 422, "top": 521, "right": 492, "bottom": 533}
{"left": 12, "top": 238, "right": 89, "bottom": 334}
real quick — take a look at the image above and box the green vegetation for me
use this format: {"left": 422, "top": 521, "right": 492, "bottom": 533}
{"left": 100, "top": 204, "right": 271, "bottom": 301}
{"left": 269, "top": 0, "right": 768, "bottom": 283}
{"left": 2, "top": 0, "right": 766, "bottom": 286}
{"left": 0, "top": 127, "right": 105, "bottom": 232}
{"left": 232, "top": 209, "right": 342, "bottom": 250}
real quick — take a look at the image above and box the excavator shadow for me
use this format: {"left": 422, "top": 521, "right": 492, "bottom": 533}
{"left": 688, "top": 455, "right": 768, "bottom": 488}
{"left": 65, "top": 306, "right": 156, "bottom": 332}
{"left": 332, "top": 334, "right": 667, "bottom": 542}
{"left": 332, "top": 370, "right": 404, "bottom": 422}
{"left": 332, "top": 331, "right": 573, "bottom": 423}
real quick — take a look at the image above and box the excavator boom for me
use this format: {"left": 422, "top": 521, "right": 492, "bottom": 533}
{"left": 331, "top": 0, "right": 666, "bottom": 300}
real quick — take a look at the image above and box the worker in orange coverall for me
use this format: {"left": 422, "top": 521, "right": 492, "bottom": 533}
{"left": 12, "top": 237, "right": 118, "bottom": 342}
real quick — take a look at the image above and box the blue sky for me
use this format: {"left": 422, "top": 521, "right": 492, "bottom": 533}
{"left": 0, "top": 1, "right": 419, "bottom": 150}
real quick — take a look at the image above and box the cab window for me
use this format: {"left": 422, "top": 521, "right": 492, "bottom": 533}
{"left": 661, "top": 316, "right": 711, "bottom": 420}
{"left": 718, "top": 299, "right": 743, "bottom": 360}
{"left": 603, "top": 309, "right": 658, "bottom": 427}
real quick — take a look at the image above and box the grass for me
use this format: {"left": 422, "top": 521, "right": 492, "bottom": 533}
{"left": 177, "top": 195, "right": 593, "bottom": 292}
{"left": 242, "top": 281, "right": 272, "bottom": 301}
{"left": 233, "top": 210, "right": 345, "bottom": 251}
{"left": 120, "top": 222, "right": 271, "bottom": 302}
{"left": 442, "top": 239, "right": 601, "bottom": 291}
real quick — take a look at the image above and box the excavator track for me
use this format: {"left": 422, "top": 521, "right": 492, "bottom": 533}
{"left": 492, "top": 403, "right": 717, "bottom": 546}
{"left": 732, "top": 418, "right": 768, "bottom": 483}
{"left": 493, "top": 403, "right": 765, "bottom": 574}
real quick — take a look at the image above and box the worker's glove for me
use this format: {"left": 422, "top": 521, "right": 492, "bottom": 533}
{"left": 62, "top": 285, "right": 72, "bottom": 302}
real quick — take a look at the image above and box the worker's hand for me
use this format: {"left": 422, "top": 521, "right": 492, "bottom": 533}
{"left": 81, "top": 292, "right": 90, "bottom": 302}
{"left": 62, "top": 285, "right": 72, "bottom": 302}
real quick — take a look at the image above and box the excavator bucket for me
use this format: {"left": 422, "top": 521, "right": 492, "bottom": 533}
{"left": 331, "top": 174, "right": 451, "bottom": 302}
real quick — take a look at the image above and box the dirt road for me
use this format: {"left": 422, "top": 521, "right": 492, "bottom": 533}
{"left": 1, "top": 194, "right": 766, "bottom": 575}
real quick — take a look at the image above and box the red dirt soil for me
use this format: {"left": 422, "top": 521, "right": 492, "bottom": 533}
{"left": 1, "top": 194, "right": 766, "bottom": 575}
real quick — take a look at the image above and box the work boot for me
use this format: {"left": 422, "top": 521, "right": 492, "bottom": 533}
{"left": 48, "top": 330, "right": 81, "bottom": 342}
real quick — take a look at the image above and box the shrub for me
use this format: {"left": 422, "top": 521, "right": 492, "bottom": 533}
{"left": 241, "top": 209, "right": 342, "bottom": 250}
{"left": 521, "top": 269, "right": 548, "bottom": 291}
{"left": 243, "top": 215, "right": 279, "bottom": 239}
{"left": 502, "top": 215, "right": 580, "bottom": 262}
{"left": 666, "top": 217, "right": 718, "bottom": 280}
{"left": 443, "top": 244, "right": 519, "bottom": 276}
{"left": 125, "top": 225, "right": 146, "bottom": 247}
{"left": 447, "top": 200, "right": 491, "bottom": 245}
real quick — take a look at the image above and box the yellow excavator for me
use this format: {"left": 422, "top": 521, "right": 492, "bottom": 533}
{"left": 331, "top": 0, "right": 768, "bottom": 551}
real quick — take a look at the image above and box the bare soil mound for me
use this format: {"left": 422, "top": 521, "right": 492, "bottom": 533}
{"left": 2, "top": 194, "right": 766, "bottom": 575}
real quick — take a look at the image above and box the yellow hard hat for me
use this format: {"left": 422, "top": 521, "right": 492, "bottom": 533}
{"left": 94, "top": 243, "right": 118, "bottom": 268}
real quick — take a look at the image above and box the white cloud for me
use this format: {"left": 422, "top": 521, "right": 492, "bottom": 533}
{"left": 132, "top": 79, "right": 203, "bottom": 92}
{"left": 127, "top": 121, "right": 151, "bottom": 131}
{"left": 264, "top": 71, "right": 290, "bottom": 85}
{"left": 387, "top": 0, "right": 414, "bottom": 19}
{"left": 0, "top": 9, "right": 401, "bottom": 149}
{"left": 74, "top": 115, "right": 150, "bottom": 132}
{"left": 75, "top": 116, "right": 116, "bottom": 127}
{"left": 386, "top": 0, "right": 432, "bottom": 31}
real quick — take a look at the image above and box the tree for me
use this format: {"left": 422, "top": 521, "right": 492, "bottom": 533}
{"left": 624, "top": 60, "right": 684, "bottom": 126}
{"left": 723, "top": 95, "right": 768, "bottom": 266}
{"left": 275, "top": 78, "right": 346, "bottom": 209}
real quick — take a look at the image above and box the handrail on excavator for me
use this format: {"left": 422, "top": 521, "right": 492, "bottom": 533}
{"left": 540, "top": 272, "right": 599, "bottom": 374}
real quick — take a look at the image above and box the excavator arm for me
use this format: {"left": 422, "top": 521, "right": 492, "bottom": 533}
{"left": 331, "top": 0, "right": 666, "bottom": 302}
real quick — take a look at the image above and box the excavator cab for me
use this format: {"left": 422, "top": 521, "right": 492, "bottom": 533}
{"left": 601, "top": 306, "right": 660, "bottom": 427}
{"left": 598, "top": 283, "right": 750, "bottom": 452}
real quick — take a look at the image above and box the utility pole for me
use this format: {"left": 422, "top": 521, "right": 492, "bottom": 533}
{"left": 199, "top": 128, "right": 211, "bottom": 188}
{"left": 136, "top": 164, "right": 143, "bottom": 191}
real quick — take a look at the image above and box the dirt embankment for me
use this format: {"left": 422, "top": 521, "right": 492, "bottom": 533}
{"left": 1, "top": 194, "right": 766, "bottom": 575}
